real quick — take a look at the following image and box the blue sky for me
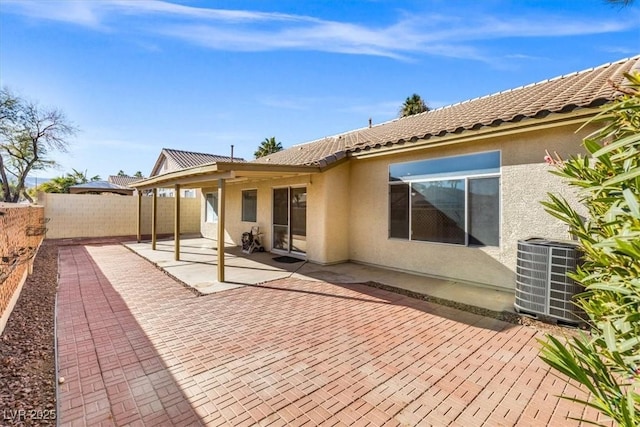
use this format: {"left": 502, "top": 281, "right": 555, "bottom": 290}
{"left": 1, "top": 0, "right": 639, "bottom": 180}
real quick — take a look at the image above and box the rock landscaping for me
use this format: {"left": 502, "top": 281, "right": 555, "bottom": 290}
{"left": 0, "top": 242, "right": 57, "bottom": 426}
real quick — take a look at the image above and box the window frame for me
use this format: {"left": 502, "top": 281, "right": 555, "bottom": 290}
{"left": 241, "top": 189, "right": 258, "bottom": 222}
{"left": 205, "top": 192, "right": 218, "bottom": 223}
{"left": 388, "top": 150, "right": 501, "bottom": 247}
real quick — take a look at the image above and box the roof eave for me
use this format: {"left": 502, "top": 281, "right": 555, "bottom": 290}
{"left": 131, "top": 161, "right": 321, "bottom": 190}
{"left": 349, "top": 107, "right": 602, "bottom": 159}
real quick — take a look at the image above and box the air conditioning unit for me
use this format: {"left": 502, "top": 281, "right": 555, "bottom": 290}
{"left": 515, "top": 238, "right": 584, "bottom": 324}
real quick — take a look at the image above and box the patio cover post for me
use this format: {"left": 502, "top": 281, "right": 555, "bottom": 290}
{"left": 175, "top": 184, "right": 181, "bottom": 261}
{"left": 151, "top": 188, "right": 157, "bottom": 250}
{"left": 217, "top": 178, "right": 225, "bottom": 282}
{"left": 136, "top": 190, "right": 142, "bottom": 243}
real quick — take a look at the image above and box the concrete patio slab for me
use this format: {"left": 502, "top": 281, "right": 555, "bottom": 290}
{"left": 125, "top": 239, "right": 304, "bottom": 295}
{"left": 125, "top": 237, "right": 515, "bottom": 313}
{"left": 56, "top": 242, "right": 608, "bottom": 426}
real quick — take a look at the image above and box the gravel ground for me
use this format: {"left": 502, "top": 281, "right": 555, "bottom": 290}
{"left": 0, "top": 242, "right": 57, "bottom": 427}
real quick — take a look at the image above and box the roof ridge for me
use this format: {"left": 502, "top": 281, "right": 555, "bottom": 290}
{"left": 433, "top": 55, "right": 640, "bottom": 113}
{"left": 163, "top": 147, "right": 234, "bottom": 157}
{"left": 295, "top": 55, "right": 640, "bottom": 146}
{"left": 249, "top": 55, "right": 639, "bottom": 167}
{"left": 290, "top": 122, "right": 402, "bottom": 149}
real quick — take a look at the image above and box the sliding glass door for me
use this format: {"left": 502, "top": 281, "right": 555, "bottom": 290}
{"left": 272, "top": 187, "right": 307, "bottom": 255}
{"left": 273, "top": 188, "right": 290, "bottom": 252}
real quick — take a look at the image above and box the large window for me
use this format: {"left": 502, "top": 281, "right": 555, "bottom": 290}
{"left": 205, "top": 193, "right": 218, "bottom": 223}
{"left": 389, "top": 151, "right": 500, "bottom": 246}
{"left": 242, "top": 189, "right": 257, "bottom": 222}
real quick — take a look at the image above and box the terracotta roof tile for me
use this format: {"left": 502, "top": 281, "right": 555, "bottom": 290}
{"left": 253, "top": 56, "right": 640, "bottom": 167}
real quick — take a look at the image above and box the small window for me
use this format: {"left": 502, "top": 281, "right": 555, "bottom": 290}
{"left": 242, "top": 189, "right": 257, "bottom": 222}
{"left": 205, "top": 193, "right": 218, "bottom": 223}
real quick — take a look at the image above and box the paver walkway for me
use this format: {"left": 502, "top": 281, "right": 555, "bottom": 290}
{"left": 56, "top": 244, "right": 607, "bottom": 426}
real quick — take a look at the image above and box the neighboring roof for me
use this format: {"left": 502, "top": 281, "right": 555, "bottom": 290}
{"left": 108, "top": 175, "right": 142, "bottom": 187}
{"left": 150, "top": 148, "right": 246, "bottom": 176}
{"left": 254, "top": 55, "right": 640, "bottom": 167}
{"left": 69, "top": 181, "right": 134, "bottom": 195}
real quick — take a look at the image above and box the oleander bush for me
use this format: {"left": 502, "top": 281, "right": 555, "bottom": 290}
{"left": 539, "top": 71, "right": 640, "bottom": 426}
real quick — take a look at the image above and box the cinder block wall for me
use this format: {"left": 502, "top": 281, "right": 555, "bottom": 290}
{"left": 0, "top": 203, "right": 45, "bottom": 333}
{"left": 40, "top": 193, "right": 201, "bottom": 239}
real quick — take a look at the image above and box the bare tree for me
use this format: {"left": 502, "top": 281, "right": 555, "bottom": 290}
{"left": 0, "top": 88, "right": 77, "bottom": 202}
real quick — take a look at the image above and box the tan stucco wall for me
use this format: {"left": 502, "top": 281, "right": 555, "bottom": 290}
{"left": 41, "top": 193, "right": 200, "bottom": 239}
{"left": 309, "top": 162, "right": 351, "bottom": 264}
{"left": 347, "top": 123, "right": 593, "bottom": 290}
{"left": 200, "top": 163, "right": 351, "bottom": 264}
{"left": 202, "top": 176, "right": 315, "bottom": 253}
{"left": 200, "top": 186, "right": 241, "bottom": 246}
{"left": 197, "top": 120, "right": 595, "bottom": 289}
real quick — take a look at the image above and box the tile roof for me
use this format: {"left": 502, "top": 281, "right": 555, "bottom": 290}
{"left": 108, "top": 175, "right": 142, "bottom": 187}
{"left": 253, "top": 56, "right": 640, "bottom": 167}
{"left": 151, "top": 148, "right": 246, "bottom": 176}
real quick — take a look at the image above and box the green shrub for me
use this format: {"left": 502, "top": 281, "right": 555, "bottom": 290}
{"left": 539, "top": 71, "right": 640, "bottom": 426}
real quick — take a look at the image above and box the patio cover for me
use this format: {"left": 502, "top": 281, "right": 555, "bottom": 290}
{"left": 129, "top": 161, "right": 321, "bottom": 282}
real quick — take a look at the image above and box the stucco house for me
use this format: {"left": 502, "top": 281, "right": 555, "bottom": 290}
{"left": 132, "top": 56, "right": 639, "bottom": 291}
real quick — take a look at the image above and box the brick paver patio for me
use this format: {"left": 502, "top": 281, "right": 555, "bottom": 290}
{"left": 56, "top": 244, "right": 606, "bottom": 426}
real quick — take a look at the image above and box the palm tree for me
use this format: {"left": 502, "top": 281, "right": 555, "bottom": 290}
{"left": 69, "top": 168, "right": 100, "bottom": 183}
{"left": 399, "top": 94, "right": 429, "bottom": 117}
{"left": 254, "top": 137, "right": 283, "bottom": 159}
{"left": 37, "top": 169, "right": 100, "bottom": 193}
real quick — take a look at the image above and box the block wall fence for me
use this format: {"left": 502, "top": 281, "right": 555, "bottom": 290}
{"left": 0, "top": 204, "right": 45, "bottom": 334}
{"left": 39, "top": 193, "right": 201, "bottom": 239}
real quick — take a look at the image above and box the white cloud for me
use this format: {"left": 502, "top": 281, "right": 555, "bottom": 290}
{"left": 599, "top": 45, "right": 640, "bottom": 55}
{"left": 3, "top": 0, "right": 638, "bottom": 61}
{"left": 2, "top": 0, "right": 104, "bottom": 28}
